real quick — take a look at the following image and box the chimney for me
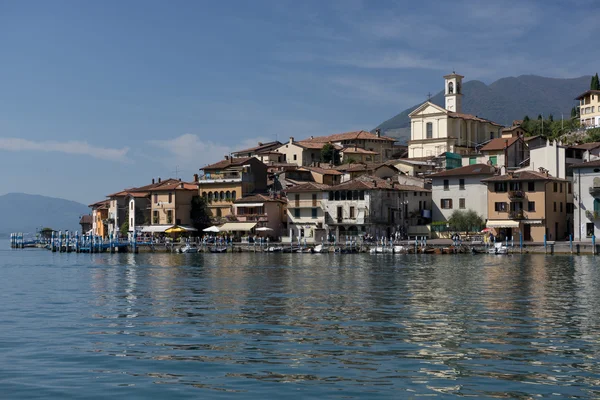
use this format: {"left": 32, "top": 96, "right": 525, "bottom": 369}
{"left": 152, "top": 178, "right": 155, "bottom": 184}
{"left": 158, "top": 177, "right": 161, "bottom": 183}
{"left": 310, "top": 135, "right": 314, "bottom": 140}
{"left": 289, "top": 136, "right": 294, "bottom": 144}
{"left": 193, "top": 173, "right": 198, "bottom": 182}
{"left": 373, "top": 179, "right": 377, "bottom": 188}
{"left": 224, "top": 155, "right": 229, "bottom": 160}
{"left": 258, "top": 142, "right": 263, "bottom": 146}
{"left": 375, "top": 128, "right": 381, "bottom": 138}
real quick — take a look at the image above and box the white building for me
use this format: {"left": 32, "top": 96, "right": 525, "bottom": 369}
{"left": 408, "top": 73, "right": 503, "bottom": 158}
{"left": 572, "top": 160, "right": 600, "bottom": 241}
{"left": 284, "top": 182, "right": 329, "bottom": 243}
{"left": 429, "top": 164, "right": 496, "bottom": 222}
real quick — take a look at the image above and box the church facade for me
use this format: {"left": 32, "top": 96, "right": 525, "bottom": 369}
{"left": 408, "top": 73, "right": 504, "bottom": 158}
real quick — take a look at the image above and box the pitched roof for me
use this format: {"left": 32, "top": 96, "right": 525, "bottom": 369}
{"left": 429, "top": 164, "right": 496, "bottom": 178}
{"left": 231, "top": 141, "right": 281, "bottom": 155}
{"left": 234, "top": 194, "right": 286, "bottom": 204}
{"left": 334, "top": 162, "right": 398, "bottom": 172}
{"left": 501, "top": 125, "right": 525, "bottom": 132}
{"left": 569, "top": 142, "right": 600, "bottom": 150}
{"left": 300, "top": 166, "right": 343, "bottom": 175}
{"left": 479, "top": 137, "right": 521, "bottom": 152}
{"left": 79, "top": 215, "right": 93, "bottom": 224}
{"left": 570, "top": 159, "right": 600, "bottom": 169}
{"left": 481, "top": 170, "right": 567, "bottom": 182}
{"left": 295, "top": 141, "right": 341, "bottom": 150}
{"left": 148, "top": 181, "right": 197, "bottom": 191}
{"left": 329, "top": 175, "right": 397, "bottom": 191}
{"left": 575, "top": 89, "right": 600, "bottom": 100}
{"left": 202, "top": 157, "right": 254, "bottom": 170}
{"left": 302, "top": 130, "right": 396, "bottom": 143}
{"left": 285, "top": 182, "right": 330, "bottom": 193}
{"left": 89, "top": 199, "right": 110, "bottom": 209}
{"left": 524, "top": 135, "right": 542, "bottom": 142}
{"left": 448, "top": 112, "right": 503, "bottom": 127}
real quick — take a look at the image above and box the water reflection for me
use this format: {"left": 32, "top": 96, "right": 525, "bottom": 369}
{"left": 80, "top": 253, "right": 600, "bottom": 397}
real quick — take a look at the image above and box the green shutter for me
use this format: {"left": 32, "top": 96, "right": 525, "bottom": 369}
{"left": 469, "top": 157, "right": 476, "bottom": 165}
{"left": 489, "top": 156, "right": 497, "bottom": 166}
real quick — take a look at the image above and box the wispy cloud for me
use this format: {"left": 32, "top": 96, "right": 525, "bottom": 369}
{"left": 0, "top": 137, "right": 129, "bottom": 162}
{"left": 146, "top": 134, "right": 272, "bottom": 171}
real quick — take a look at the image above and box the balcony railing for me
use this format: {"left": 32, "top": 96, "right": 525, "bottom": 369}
{"left": 589, "top": 186, "right": 600, "bottom": 196}
{"left": 236, "top": 214, "right": 269, "bottom": 222}
{"left": 586, "top": 210, "right": 600, "bottom": 219}
{"left": 509, "top": 210, "right": 525, "bottom": 220}
{"left": 508, "top": 190, "right": 525, "bottom": 199}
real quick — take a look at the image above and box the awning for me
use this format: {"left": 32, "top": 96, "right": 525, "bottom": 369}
{"left": 219, "top": 222, "right": 257, "bottom": 232}
{"left": 235, "top": 203, "right": 264, "bottom": 208}
{"left": 486, "top": 220, "right": 520, "bottom": 228}
{"left": 141, "top": 225, "right": 172, "bottom": 233}
{"left": 522, "top": 219, "right": 544, "bottom": 225}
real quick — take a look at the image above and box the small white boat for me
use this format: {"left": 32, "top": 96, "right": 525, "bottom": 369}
{"left": 488, "top": 243, "right": 509, "bottom": 255}
{"left": 267, "top": 246, "right": 283, "bottom": 252}
{"left": 179, "top": 244, "right": 198, "bottom": 253}
{"left": 369, "top": 246, "right": 384, "bottom": 254}
{"left": 393, "top": 245, "right": 407, "bottom": 254}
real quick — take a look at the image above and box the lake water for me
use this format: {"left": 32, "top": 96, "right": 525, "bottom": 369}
{"left": 1, "top": 244, "right": 600, "bottom": 399}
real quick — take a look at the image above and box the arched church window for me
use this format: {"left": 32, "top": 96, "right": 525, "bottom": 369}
{"left": 448, "top": 82, "right": 454, "bottom": 94}
{"left": 426, "top": 122, "right": 433, "bottom": 139}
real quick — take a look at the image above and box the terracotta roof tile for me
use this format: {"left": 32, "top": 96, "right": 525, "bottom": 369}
{"left": 300, "top": 166, "right": 343, "bottom": 175}
{"left": 481, "top": 170, "right": 567, "bottom": 182}
{"left": 79, "top": 215, "right": 93, "bottom": 224}
{"left": 285, "top": 182, "right": 331, "bottom": 193}
{"left": 575, "top": 89, "right": 600, "bottom": 100}
{"left": 429, "top": 164, "right": 496, "bottom": 178}
{"left": 202, "top": 157, "right": 254, "bottom": 170}
{"left": 570, "top": 142, "right": 600, "bottom": 150}
{"left": 232, "top": 141, "right": 281, "bottom": 155}
{"left": 234, "top": 194, "right": 286, "bottom": 203}
{"left": 448, "top": 112, "right": 503, "bottom": 127}
{"left": 341, "top": 147, "right": 378, "bottom": 154}
{"left": 479, "top": 137, "right": 520, "bottom": 152}
{"left": 302, "top": 130, "right": 396, "bottom": 143}
{"left": 570, "top": 159, "right": 600, "bottom": 169}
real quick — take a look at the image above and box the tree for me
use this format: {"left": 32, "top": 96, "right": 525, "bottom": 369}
{"left": 40, "top": 227, "right": 54, "bottom": 239}
{"left": 571, "top": 107, "right": 577, "bottom": 118}
{"left": 448, "top": 210, "right": 484, "bottom": 234}
{"left": 120, "top": 221, "right": 129, "bottom": 236}
{"left": 591, "top": 73, "right": 600, "bottom": 90}
{"left": 190, "top": 195, "right": 212, "bottom": 231}
{"left": 321, "top": 143, "right": 340, "bottom": 165}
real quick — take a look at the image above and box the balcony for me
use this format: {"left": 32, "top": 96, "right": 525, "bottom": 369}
{"left": 198, "top": 172, "right": 242, "bottom": 184}
{"left": 589, "top": 186, "right": 600, "bottom": 196}
{"left": 586, "top": 210, "right": 600, "bottom": 220}
{"left": 236, "top": 214, "right": 269, "bottom": 223}
{"left": 509, "top": 210, "right": 525, "bottom": 220}
{"left": 508, "top": 190, "right": 525, "bottom": 199}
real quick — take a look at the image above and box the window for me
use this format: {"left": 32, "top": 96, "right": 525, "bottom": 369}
{"left": 130, "top": 202, "right": 133, "bottom": 210}
{"left": 220, "top": 191, "right": 225, "bottom": 201}
{"left": 560, "top": 202, "right": 563, "bottom": 212}
{"left": 553, "top": 182, "right": 558, "bottom": 192}
{"left": 568, "top": 183, "right": 572, "bottom": 194}
{"left": 168, "top": 193, "right": 172, "bottom": 203}
{"left": 528, "top": 181, "right": 535, "bottom": 192}
{"left": 495, "top": 202, "right": 507, "bottom": 212}
{"left": 528, "top": 201, "right": 535, "bottom": 212}
{"left": 459, "top": 179, "right": 465, "bottom": 190}
{"left": 441, "top": 199, "right": 453, "bottom": 209}
{"left": 509, "top": 182, "right": 521, "bottom": 190}
{"left": 167, "top": 210, "right": 173, "bottom": 224}
{"left": 559, "top": 183, "right": 563, "bottom": 193}
{"left": 232, "top": 191, "right": 236, "bottom": 200}
{"left": 567, "top": 203, "right": 574, "bottom": 213}
{"left": 553, "top": 201, "right": 557, "bottom": 212}
{"left": 443, "top": 179, "right": 449, "bottom": 190}
{"left": 469, "top": 157, "right": 476, "bottom": 165}
{"left": 459, "top": 198, "right": 465, "bottom": 209}
{"left": 226, "top": 191, "right": 231, "bottom": 200}
{"left": 490, "top": 132, "right": 494, "bottom": 140}
{"left": 153, "top": 210, "right": 159, "bottom": 224}
{"left": 312, "top": 193, "right": 317, "bottom": 206}
{"left": 494, "top": 182, "right": 507, "bottom": 192}
{"left": 426, "top": 122, "right": 433, "bottom": 139}
{"left": 587, "top": 223, "right": 595, "bottom": 238}
{"left": 350, "top": 207, "right": 355, "bottom": 218}
{"left": 154, "top": 194, "right": 158, "bottom": 203}
{"left": 294, "top": 209, "right": 300, "bottom": 218}
{"left": 359, "top": 191, "right": 365, "bottom": 200}
{"left": 311, "top": 208, "right": 318, "bottom": 218}
{"left": 510, "top": 202, "right": 522, "bottom": 211}
{"left": 295, "top": 194, "right": 300, "bottom": 207}
{"left": 329, "top": 191, "right": 334, "bottom": 201}
{"left": 293, "top": 154, "right": 297, "bottom": 161}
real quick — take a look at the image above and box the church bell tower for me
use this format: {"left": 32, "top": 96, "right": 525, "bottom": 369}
{"left": 444, "top": 72, "right": 464, "bottom": 113}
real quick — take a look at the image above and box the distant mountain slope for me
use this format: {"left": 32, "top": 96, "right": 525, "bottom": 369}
{"left": 0, "top": 193, "right": 90, "bottom": 235}
{"left": 376, "top": 75, "right": 591, "bottom": 144}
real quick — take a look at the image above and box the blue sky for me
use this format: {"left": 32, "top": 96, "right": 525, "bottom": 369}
{"left": 0, "top": 0, "right": 598, "bottom": 204}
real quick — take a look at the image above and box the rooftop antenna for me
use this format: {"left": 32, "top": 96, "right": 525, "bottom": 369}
{"left": 427, "top": 92, "right": 432, "bottom": 101}
{"left": 172, "top": 165, "right": 181, "bottom": 179}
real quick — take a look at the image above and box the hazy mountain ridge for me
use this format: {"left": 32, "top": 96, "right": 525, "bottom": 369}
{"left": 0, "top": 193, "right": 90, "bottom": 235}
{"left": 376, "top": 75, "right": 591, "bottom": 144}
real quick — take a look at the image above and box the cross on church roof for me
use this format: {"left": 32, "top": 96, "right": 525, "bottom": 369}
{"left": 427, "top": 92, "right": 432, "bottom": 100}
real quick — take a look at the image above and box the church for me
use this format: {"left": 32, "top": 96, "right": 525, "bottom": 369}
{"left": 408, "top": 73, "right": 504, "bottom": 158}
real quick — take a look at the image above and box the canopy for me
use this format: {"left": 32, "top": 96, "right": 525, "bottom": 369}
{"left": 255, "top": 227, "right": 273, "bottom": 232}
{"left": 165, "top": 225, "right": 197, "bottom": 234}
{"left": 522, "top": 219, "right": 543, "bottom": 225}
{"left": 141, "top": 225, "right": 172, "bottom": 233}
{"left": 219, "top": 222, "right": 257, "bottom": 232}
{"left": 486, "top": 220, "right": 520, "bottom": 228}
{"left": 203, "top": 225, "right": 221, "bottom": 233}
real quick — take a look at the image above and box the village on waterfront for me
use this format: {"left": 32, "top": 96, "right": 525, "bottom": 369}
{"left": 10, "top": 73, "right": 600, "bottom": 255}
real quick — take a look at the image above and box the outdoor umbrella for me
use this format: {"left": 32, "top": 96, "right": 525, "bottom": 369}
{"left": 165, "top": 226, "right": 187, "bottom": 234}
{"left": 203, "top": 225, "right": 221, "bottom": 233}
{"left": 255, "top": 227, "right": 273, "bottom": 232}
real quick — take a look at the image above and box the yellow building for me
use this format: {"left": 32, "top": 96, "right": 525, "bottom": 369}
{"left": 482, "top": 171, "right": 569, "bottom": 242}
{"left": 148, "top": 181, "right": 197, "bottom": 226}
{"left": 198, "top": 156, "right": 268, "bottom": 220}
{"left": 408, "top": 72, "right": 503, "bottom": 158}
{"left": 89, "top": 199, "right": 109, "bottom": 238}
{"left": 576, "top": 89, "right": 600, "bottom": 128}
